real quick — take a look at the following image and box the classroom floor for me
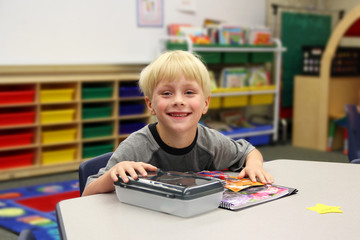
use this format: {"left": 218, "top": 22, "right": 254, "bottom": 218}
{"left": 0, "top": 142, "right": 350, "bottom": 240}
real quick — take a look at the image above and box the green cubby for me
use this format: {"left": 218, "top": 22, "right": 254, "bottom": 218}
{"left": 82, "top": 104, "right": 113, "bottom": 119}
{"left": 82, "top": 142, "right": 114, "bottom": 159}
{"left": 82, "top": 85, "right": 113, "bottom": 100}
{"left": 82, "top": 123, "right": 114, "bottom": 139}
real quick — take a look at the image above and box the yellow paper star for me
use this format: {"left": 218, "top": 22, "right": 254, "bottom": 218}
{"left": 307, "top": 203, "right": 343, "bottom": 214}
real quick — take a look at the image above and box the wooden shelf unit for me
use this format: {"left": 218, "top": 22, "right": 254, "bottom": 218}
{"left": 293, "top": 4, "right": 360, "bottom": 151}
{"left": 0, "top": 71, "right": 150, "bottom": 180}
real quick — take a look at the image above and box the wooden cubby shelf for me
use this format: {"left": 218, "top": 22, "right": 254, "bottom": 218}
{"left": 0, "top": 71, "right": 149, "bottom": 180}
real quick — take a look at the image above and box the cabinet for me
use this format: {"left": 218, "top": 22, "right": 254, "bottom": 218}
{"left": 161, "top": 36, "right": 286, "bottom": 143}
{"left": 0, "top": 71, "right": 149, "bottom": 180}
{"left": 293, "top": 4, "right": 360, "bottom": 151}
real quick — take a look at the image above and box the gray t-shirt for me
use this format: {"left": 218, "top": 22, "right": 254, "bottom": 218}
{"left": 87, "top": 123, "right": 255, "bottom": 185}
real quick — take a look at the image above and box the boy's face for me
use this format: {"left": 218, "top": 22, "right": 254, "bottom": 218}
{"left": 145, "top": 76, "right": 210, "bottom": 136}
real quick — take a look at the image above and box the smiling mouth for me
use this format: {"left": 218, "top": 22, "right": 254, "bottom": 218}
{"left": 168, "top": 113, "right": 191, "bottom": 117}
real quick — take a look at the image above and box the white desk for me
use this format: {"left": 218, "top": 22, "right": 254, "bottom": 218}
{"left": 56, "top": 160, "right": 360, "bottom": 240}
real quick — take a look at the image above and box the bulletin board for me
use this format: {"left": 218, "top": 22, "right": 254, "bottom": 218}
{"left": 281, "top": 12, "right": 331, "bottom": 107}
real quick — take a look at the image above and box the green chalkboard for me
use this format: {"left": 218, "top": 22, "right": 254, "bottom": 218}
{"left": 281, "top": 12, "right": 331, "bottom": 107}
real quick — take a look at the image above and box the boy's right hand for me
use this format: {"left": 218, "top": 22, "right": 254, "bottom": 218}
{"left": 108, "top": 161, "right": 157, "bottom": 183}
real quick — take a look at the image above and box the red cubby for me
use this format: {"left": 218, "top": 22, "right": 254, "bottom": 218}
{"left": 0, "top": 129, "right": 34, "bottom": 148}
{"left": 0, "top": 151, "right": 34, "bottom": 170}
{"left": 0, "top": 85, "right": 35, "bottom": 104}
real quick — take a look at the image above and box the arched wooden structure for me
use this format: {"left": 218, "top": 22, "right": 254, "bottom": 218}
{"left": 293, "top": 4, "right": 360, "bottom": 151}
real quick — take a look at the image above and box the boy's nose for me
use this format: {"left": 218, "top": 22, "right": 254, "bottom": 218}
{"left": 173, "top": 94, "right": 185, "bottom": 106}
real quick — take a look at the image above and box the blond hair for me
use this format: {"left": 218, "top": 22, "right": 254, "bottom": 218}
{"left": 139, "top": 50, "right": 211, "bottom": 99}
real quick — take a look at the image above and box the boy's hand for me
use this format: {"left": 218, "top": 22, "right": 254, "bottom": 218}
{"left": 237, "top": 162, "right": 274, "bottom": 184}
{"left": 109, "top": 161, "right": 157, "bottom": 183}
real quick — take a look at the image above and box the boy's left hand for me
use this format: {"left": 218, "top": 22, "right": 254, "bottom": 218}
{"left": 237, "top": 162, "right": 274, "bottom": 184}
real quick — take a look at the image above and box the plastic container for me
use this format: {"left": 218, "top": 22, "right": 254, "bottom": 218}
{"left": 82, "top": 143, "right": 114, "bottom": 158}
{"left": 0, "top": 151, "right": 33, "bottom": 170}
{"left": 246, "top": 124, "right": 273, "bottom": 146}
{"left": 250, "top": 52, "right": 274, "bottom": 63}
{"left": 222, "top": 52, "right": 249, "bottom": 64}
{"left": 114, "top": 170, "right": 224, "bottom": 217}
{"left": 0, "top": 110, "right": 36, "bottom": 126}
{"left": 119, "top": 103, "right": 145, "bottom": 115}
{"left": 41, "top": 109, "right": 75, "bottom": 124}
{"left": 0, "top": 131, "right": 34, "bottom": 148}
{"left": 82, "top": 123, "right": 113, "bottom": 139}
{"left": 0, "top": 90, "right": 35, "bottom": 104}
{"left": 82, "top": 86, "right": 113, "bottom": 99}
{"left": 119, "top": 86, "right": 143, "bottom": 97}
{"left": 42, "top": 128, "right": 77, "bottom": 144}
{"left": 82, "top": 105, "right": 113, "bottom": 119}
{"left": 40, "top": 89, "right": 74, "bottom": 103}
{"left": 249, "top": 85, "right": 275, "bottom": 105}
{"left": 119, "top": 121, "right": 146, "bottom": 134}
{"left": 221, "top": 87, "right": 249, "bottom": 108}
{"left": 42, "top": 148, "right": 76, "bottom": 165}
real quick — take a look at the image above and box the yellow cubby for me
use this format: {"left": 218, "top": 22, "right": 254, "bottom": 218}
{"left": 42, "top": 128, "right": 77, "bottom": 144}
{"left": 221, "top": 87, "right": 250, "bottom": 108}
{"left": 42, "top": 147, "right": 76, "bottom": 165}
{"left": 41, "top": 109, "right": 75, "bottom": 124}
{"left": 40, "top": 89, "right": 75, "bottom": 103}
{"left": 249, "top": 85, "right": 275, "bottom": 105}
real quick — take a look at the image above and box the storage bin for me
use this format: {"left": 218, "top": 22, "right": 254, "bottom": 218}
{"left": 41, "top": 109, "right": 75, "bottom": 124}
{"left": 40, "top": 89, "right": 74, "bottom": 103}
{"left": 0, "top": 111, "right": 36, "bottom": 126}
{"left": 209, "top": 89, "right": 223, "bottom": 109}
{"left": 246, "top": 124, "right": 272, "bottom": 146}
{"left": 0, "top": 90, "right": 35, "bottom": 104}
{"left": 0, "top": 151, "right": 33, "bottom": 170}
{"left": 222, "top": 52, "right": 249, "bottom": 64}
{"left": 119, "top": 121, "right": 146, "bottom": 134}
{"left": 220, "top": 127, "right": 250, "bottom": 139}
{"left": 166, "top": 42, "right": 221, "bottom": 64}
{"left": 42, "top": 128, "right": 77, "bottom": 144}
{"left": 82, "top": 123, "right": 113, "bottom": 139}
{"left": 82, "top": 86, "right": 113, "bottom": 99}
{"left": 221, "top": 87, "right": 249, "bottom": 108}
{"left": 42, "top": 148, "right": 76, "bottom": 165}
{"left": 119, "top": 86, "right": 143, "bottom": 97}
{"left": 0, "top": 131, "right": 34, "bottom": 148}
{"left": 83, "top": 143, "right": 114, "bottom": 159}
{"left": 82, "top": 105, "right": 113, "bottom": 119}
{"left": 119, "top": 103, "right": 145, "bottom": 115}
{"left": 249, "top": 85, "right": 275, "bottom": 105}
{"left": 196, "top": 51, "right": 221, "bottom": 64}
{"left": 250, "top": 52, "right": 274, "bottom": 63}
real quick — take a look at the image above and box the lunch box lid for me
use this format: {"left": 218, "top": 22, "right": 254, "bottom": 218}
{"left": 114, "top": 170, "right": 224, "bottom": 200}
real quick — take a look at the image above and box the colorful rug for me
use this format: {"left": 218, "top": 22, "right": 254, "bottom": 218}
{"left": 0, "top": 179, "right": 79, "bottom": 239}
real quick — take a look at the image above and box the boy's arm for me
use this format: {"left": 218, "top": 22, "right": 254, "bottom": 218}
{"left": 237, "top": 148, "right": 274, "bottom": 184}
{"left": 82, "top": 161, "right": 157, "bottom": 196}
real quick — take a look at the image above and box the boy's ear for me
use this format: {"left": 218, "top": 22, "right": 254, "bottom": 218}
{"left": 202, "top": 96, "right": 210, "bottom": 114}
{"left": 145, "top": 96, "right": 156, "bottom": 115}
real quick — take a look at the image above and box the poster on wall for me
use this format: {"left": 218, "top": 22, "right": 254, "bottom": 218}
{"left": 137, "top": 0, "right": 163, "bottom": 27}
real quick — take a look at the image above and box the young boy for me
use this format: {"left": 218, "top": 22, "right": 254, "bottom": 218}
{"left": 82, "top": 50, "right": 273, "bottom": 196}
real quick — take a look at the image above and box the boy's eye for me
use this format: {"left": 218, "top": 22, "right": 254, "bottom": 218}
{"left": 162, "top": 91, "right": 172, "bottom": 96}
{"left": 185, "top": 90, "right": 195, "bottom": 95}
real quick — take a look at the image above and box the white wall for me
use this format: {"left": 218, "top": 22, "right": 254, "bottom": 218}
{"left": 0, "top": 0, "right": 266, "bottom": 65}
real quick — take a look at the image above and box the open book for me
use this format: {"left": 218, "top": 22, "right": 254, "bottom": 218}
{"left": 197, "top": 171, "right": 298, "bottom": 211}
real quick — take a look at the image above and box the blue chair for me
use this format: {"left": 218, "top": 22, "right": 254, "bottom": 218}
{"left": 18, "top": 229, "right": 35, "bottom": 240}
{"left": 345, "top": 104, "right": 360, "bottom": 164}
{"left": 79, "top": 152, "right": 113, "bottom": 196}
